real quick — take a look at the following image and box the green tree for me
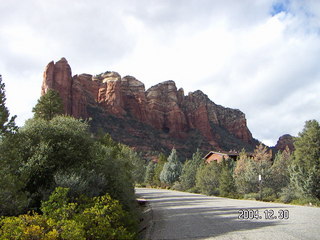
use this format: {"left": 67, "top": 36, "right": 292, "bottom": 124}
{"left": 234, "top": 145, "right": 273, "bottom": 198}
{"left": 0, "top": 75, "right": 17, "bottom": 137}
{"left": 118, "top": 144, "right": 146, "bottom": 184}
{"left": 32, "top": 89, "right": 64, "bottom": 120}
{"left": 144, "top": 161, "right": 156, "bottom": 185}
{"left": 253, "top": 144, "right": 273, "bottom": 198}
{"left": 153, "top": 153, "right": 167, "bottom": 186}
{"left": 18, "top": 116, "right": 94, "bottom": 209}
{"left": 0, "top": 78, "right": 26, "bottom": 215}
{"left": 196, "top": 161, "right": 221, "bottom": 195}
{"left": 180, "top": 149, "right": 203, "bottom": 191}
{"left": 270, "top": 147, "right": 291, "bottom": 196}
{"left": 291, "top": 120, "right": 320, "bottom": 200}
{"left": 219, "top": 159, "right": 236, "bottom": 197}
{"left": 160, "top": 148, "right": 182, "bottom": 185}
{"left": 0, "top": 133, "right": 28, "bottom": 216}
{"left": 233, "top": 149, "right": 252, "bottom": 194}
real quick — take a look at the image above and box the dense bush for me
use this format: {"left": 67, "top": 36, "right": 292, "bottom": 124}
{"left": 0, "top": 115, "right": 140, "bottom": 237}
{"left": 12, "top": 116, "right": 95, "bottom": 210}
{"left": 0, "top": 187, "right": 135, "bottom": 240}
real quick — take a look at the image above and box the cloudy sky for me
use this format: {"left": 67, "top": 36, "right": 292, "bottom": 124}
{"left": 1, "top": 0, "right": 319, "bottom": 146}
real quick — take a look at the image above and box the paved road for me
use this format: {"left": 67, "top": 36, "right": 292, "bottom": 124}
{"left": 136, "top": 188, "right": 320, "bottom": 240}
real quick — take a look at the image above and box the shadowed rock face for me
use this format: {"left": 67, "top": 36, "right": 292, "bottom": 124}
{"left": 41, "top": 58, "right": 258, "bottom": 158}
{"left": 275, "top": 134, "right": 295, "bottom": 152}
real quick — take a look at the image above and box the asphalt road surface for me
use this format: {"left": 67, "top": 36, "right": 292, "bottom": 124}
{"left": 135, "top": 188, "right": 320, "bottom": 240}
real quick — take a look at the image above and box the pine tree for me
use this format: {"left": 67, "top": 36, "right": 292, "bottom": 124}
{"left": 291, "top": 120, "right": 320, "bottom": 200}
{"left": 32, "top": 89, "right": 64, "bottom": 120}
{"left": 160, "top": 148, "right": 182, "bottom": 185}
{"left": 195, "top": 161, "right": 221, "bottom": 195}
{"left": 0, "top": 75, "right": 17, "bottom": 137}
{"left": 153, "top": 153, "right": 167, "bottom": 186}
{"left": 180, "top": 149, "right": 203, "bottom": 191}
{"left": 145, "top": 161, "right": 156, "bottom": 185}
{"left": 219, "top": 159, "right": 236, "bottom": 197}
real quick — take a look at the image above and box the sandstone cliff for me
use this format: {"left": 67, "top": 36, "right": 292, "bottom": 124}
{"left": 274, "top": 134, "right": 295, "bottom": 152}
{"left": 41, "top": 58, "right": 258, "bottom": 158}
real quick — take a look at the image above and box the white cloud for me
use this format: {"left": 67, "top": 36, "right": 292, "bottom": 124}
{"left": 1, "top": 0, "right": 319, "bottom": 145}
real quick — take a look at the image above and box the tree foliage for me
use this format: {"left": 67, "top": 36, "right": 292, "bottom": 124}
{"left": 233, "top": 149, "right": 252, "bottom": 194}
{"left": 32, "top": 89, "right": 64, "bottom": 120}
{"left": 180, "top": 149, "right": 203, "bottom": 191}
{"left": 270, "top": 148, "right": 291, "bottom": 196}
{"left": 152, "top": 153, "right": 167, "bottom": 186}
{"left": 0, "top": 115, "right": 139, "bottom": 224}
{"left": 290, "top": 120, "right": 320, "bottom": 200}
{"left": 0, "top": 75, "right": 17, "bottom": 137}
{"left": 0, "top": 187, "right": 135, "bottom": 239}
{"left": 160, "top": 148, "right": 182, "bottom": 185}
{"left": 234, "top": 145, "right": 273, "bottom": 196}
{"left": 196, "top": 161, "right": 221, "bottom": 195}
{"left": 145, "top": 161, "right": 156, "bottom": 185}
{"left": 219, "top": 159, "right": 236, "bottom": 197}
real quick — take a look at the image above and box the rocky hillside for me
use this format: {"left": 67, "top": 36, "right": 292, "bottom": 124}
{"left": 41, "top": 58, "right": 260, "bottom": 159}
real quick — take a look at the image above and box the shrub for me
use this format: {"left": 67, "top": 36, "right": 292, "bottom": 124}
{"left": 243, "top": 193, "right": 260, "bottom": 200}
{"left": 0, "top": 187, "right": 135, "bottom": 240}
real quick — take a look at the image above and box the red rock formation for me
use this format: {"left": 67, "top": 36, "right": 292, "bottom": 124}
{"left": 41, "top": 58, "right": 257, "bottom": 154}
{"left": 121, "top": 75, "right": 148, "bottom": 122}
{"left": 42, "top": 58, "right": 73, "bottom": 114}
{"left": 275, "top": 134, "right": 295, "bottom": 152}
{"left": 145, "top": 81, "right": 188, "bottom": 138}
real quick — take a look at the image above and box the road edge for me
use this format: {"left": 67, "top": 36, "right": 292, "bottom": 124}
{"left": 137, "top": 197, "right": 154, "bottom": 240}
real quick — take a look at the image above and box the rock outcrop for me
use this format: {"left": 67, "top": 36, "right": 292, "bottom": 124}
{"left": 275, "top": 134, "right": 295, "bottom": 152}
{"left": 41, "top": 58, "right": 258, "bottom": 158}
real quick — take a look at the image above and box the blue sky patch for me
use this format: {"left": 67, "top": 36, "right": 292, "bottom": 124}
{"left": 271, "top": 1, "right": 289, "bottom": 16}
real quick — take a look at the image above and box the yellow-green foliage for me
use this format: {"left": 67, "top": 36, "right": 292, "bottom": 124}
{"left": 0, "top": 187, "right": 135, "bottom": 240}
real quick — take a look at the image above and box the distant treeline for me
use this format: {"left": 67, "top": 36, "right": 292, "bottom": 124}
{"left": 143, "top": 118, "right": 320, "bottom": 206}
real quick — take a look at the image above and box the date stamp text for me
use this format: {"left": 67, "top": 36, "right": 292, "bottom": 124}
{"left": 238, "top": 209, "right": 289, "bottom": 220}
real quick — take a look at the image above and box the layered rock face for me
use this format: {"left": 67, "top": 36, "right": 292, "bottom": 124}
{"left": 41, "top": 58, "right": 257, "bottom": 157}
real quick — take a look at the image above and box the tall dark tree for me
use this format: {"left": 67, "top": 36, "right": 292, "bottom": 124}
{"left": 0, "top": 75, "right": 17, "bottom": 136}
{"left": 291, "top": 120, "right": 320, "bottom": 200}
{"left": 32, "top": 89, "right": 64, "bottom": 120}
{"left": 180, "top": 149, "right": 203, "bottom": 191}
{"left": 219, "top": 159, "right": 236, "bottom": 197}
{"left": 145, "top": 160, "right": 156, "bottom": 185}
